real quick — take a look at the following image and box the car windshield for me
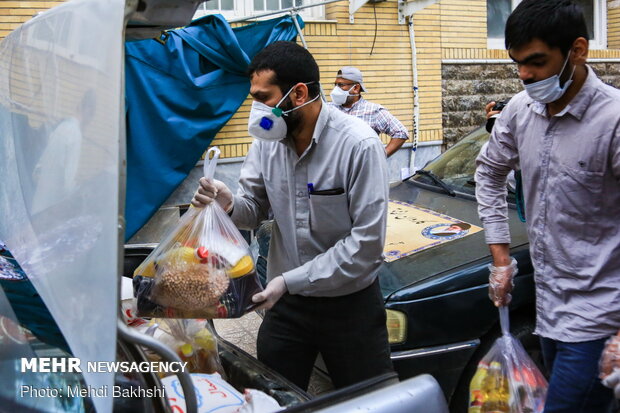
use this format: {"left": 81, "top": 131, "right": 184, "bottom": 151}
{"left": 412, "top": 127, "right": 489, "bottom": 196}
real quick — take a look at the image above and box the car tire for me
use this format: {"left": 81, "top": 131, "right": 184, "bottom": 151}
{"left": 448, "top": 314, "right": 547, "bottom": 413}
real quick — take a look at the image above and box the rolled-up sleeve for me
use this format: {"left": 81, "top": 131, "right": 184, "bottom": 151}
{"left": 475, "top": 113, "right": 519, "bottom": 245}
{"left": 283, "top": 137, "right": 388, "bottom": 295}
{"left": 377, "top": 108, "right": 409, "bottom": 140}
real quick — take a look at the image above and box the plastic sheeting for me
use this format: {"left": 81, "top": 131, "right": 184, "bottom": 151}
{"left": 0, "top": 0, "right": 125, "bottom": 412}
{"left": 124, "top": 14, "right": 303, "bottom": 239}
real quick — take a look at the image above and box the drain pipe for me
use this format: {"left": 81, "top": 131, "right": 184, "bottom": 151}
{"left": 408, "top": 15, "right": 420, "bottom": 173}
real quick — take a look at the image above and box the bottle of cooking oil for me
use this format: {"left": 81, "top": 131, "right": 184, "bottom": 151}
{"left": 468, "top": 361, "right": 489, "bottom": 413}
{"left": 481, "top": 361, "right": 510, "bottom": 413}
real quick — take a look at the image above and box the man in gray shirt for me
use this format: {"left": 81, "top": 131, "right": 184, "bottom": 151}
{"left": 192, "top": 41, "right": 393, "bottom": 390}
{"left": 475, "top": 1, "right": 619, "bottom": 412}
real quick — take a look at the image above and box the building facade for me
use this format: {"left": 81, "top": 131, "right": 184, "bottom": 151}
{"left": 2, "top": 0, "right": 619, "bottom": 212}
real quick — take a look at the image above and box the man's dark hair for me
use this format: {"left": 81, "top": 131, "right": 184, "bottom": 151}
{"left": 505, "top": 0, "right": 589, "bottom": 56}
{"left": 247, "top": 41, "right": 321, "bottom": 99}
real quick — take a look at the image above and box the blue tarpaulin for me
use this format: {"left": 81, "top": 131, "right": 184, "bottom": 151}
{"left": 124, "top": 14, "right": 303, "bottom": 239}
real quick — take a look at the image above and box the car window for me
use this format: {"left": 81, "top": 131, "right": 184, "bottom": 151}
{"left": 412, "top": 127, "right": 516, "bottom": 203}
{"left": 414, "top": 127, "right": 488, "bottom": 195}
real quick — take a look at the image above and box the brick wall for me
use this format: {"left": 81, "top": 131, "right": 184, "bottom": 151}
{"left": 0, "top": 1, "right": 65, "bottom": 38}
{"left": 413, "top": 2, "right": 443, "bottom": 143}
{"left": 441, "top": 62, "right": 620, "bottom": 146}
{"left": 440, "top": 0, "right": 486, "bottom": 49}
{"left": 214, "top": 0, "right": 421, "bottom": 158}
{"left": 609, "top": 0, "right": 620, "bottom": 49}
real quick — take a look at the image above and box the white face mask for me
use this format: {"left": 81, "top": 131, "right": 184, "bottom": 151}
{"left": 330, "top": 86, "right": 349, "bottom": 105}
{"left": 248, "top": 83, "right": 319, "bottom": 142}
{"left": 330, "top": 85, "right": 359, "bottom": 106}
{"left": 523, "top": 50, "right": 576, "bottom": 104}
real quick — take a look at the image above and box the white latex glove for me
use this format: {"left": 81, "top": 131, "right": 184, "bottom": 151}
{"left": 602, "top": 368, "right": 620, "bottom": 399}
{"left": 252, "top": 276, "right": 287, "bottom": 311}
{"left": 488, "top": 257, "right": 518, "bottom": 307}
{"left": 191, "top": 177, "right": 233, "bottom": 212}
{"left": 600, "top": 334, "right": 620, "bottom": 392}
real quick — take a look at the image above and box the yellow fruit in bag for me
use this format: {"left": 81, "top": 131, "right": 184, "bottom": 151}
{"left": 194, "top": 329, "right": 216, "bottom": 352}
{"left": 227, "top": 255, "right": 254, "bottom": 278}
{"left": 158, "top": 246, "right": 201, "bottom": 266}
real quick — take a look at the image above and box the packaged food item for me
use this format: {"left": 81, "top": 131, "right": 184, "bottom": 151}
{"left": 142, "top": 319, "right": 224, "bottom": 376}
{"left": 133, "top": 147, "right": 263, "bottom": 318}
{"left": 163, "top": 373, "right": 244, "bottom": 413}
{"left": 480, "top": 361, "right": 510, "bottom": 413}
{"left": 120, "top": 298, "right": 148, "bottom": 329}
{"left": 468, "top": 361, "right": 488, "bottom": 412}
{"left": 150, "top": 245, "right": 231, "bottom": 311}
{"left": 468, "top": 307, "right": 547, "bottom": 413}
{"left": 163, "top": 374, "right": 282, "bottom": 413}
{"left": 165, "top": 319, "right": 223, "bottom": 375}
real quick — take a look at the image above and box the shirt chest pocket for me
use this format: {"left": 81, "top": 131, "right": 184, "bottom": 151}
{"left": 308, "top": 193, "right": 351, "bottom": 240}
{"left": 546, "top": 164, "right": 604, "bottom": 251}
{"left": 543, "top": 165, "right": 604, "bottom": 275}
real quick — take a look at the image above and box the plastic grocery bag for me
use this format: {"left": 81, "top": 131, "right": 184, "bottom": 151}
{"left": 154, "top": 319, "right": 224, "bottom": 375}
{"left": 124, "top": 316, "right": 225, "bottom": 377}
{"left": 133, "top": 147, "right": 263, "bottom": 318}
{"left": 163, "top": 374, "right": 283, "bottom": 413}
{"left": 163, "top": 373, "right": 245, "bottom": 413}
{"left": 468, "top": 307, "right": 547, "bottom": 413}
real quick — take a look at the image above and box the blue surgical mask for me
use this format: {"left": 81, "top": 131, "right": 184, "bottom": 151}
{"left": 523, "top": 50, "right": 575, "bottom": 104}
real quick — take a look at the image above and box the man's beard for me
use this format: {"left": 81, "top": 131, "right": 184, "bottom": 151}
{"left": 280, "top": 99, "right": 302, "bottom": 136}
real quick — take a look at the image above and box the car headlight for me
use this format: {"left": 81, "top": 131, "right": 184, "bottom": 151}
{"left": 386, "top": 309, "right": 407, "bottom": 344}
